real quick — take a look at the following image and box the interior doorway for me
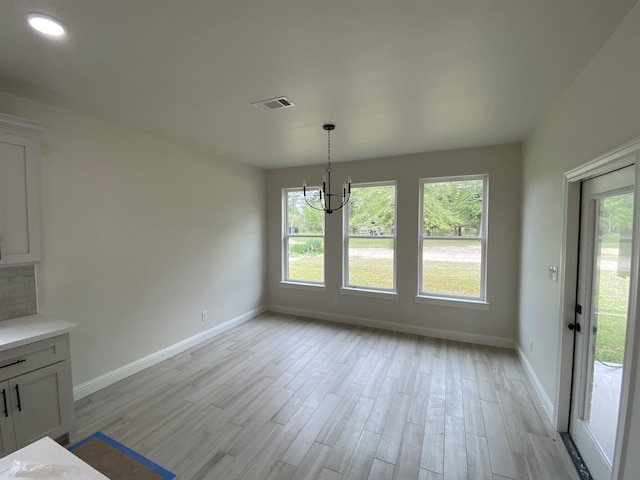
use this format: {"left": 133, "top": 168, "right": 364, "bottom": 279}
{"left": 569, "top": 166, "right": 634, "bottom": 479}
{"left": 557, "top": 138, "right": 640, "bottom": 480}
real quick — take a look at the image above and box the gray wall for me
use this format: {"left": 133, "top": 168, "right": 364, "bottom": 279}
{"left": 0, "top": 91, "right": 266, "bottom": 386}
{"left": 519, "top": 3, "right": 640, "bottom": 477}
{"left": 267, "top": 144, "right": 521, "bottom": 344}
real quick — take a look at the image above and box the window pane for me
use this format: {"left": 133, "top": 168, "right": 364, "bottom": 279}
{"left": 420, "top": 176, "right": 486, "bottom": 300}
{"left": 288, "top": 190, "right": 324, "bottom": 235}
{"left": 285, "top": 189, "right": 325, "bottom": 283}
{"left": 423, "top": 179, "right": 483, "bottom": 237}
{"left": 287, "top": 237, "right": 324, "bottom": 282}
{"left": 346, "top": 184, "right": 395, "bottom": 289}
{"left": 422, "top": 239, "right": 481, "bottom": 297}
{"left": 348, "top": 185, "right": 395, "bottom": 237}
{"left": 348, "top": 238, "right": 394, "bottom": 289}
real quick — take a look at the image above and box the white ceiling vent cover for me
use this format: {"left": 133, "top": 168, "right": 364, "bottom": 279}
{"left": 251, "top": 96, "right": 296, "bottom": 111}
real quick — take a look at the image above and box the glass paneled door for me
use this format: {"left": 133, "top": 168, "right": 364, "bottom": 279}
{"left": 570, "top": 165, "right": 635, "bottom": 479}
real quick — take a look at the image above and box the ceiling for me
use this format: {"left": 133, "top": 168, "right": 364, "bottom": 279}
{"left": 0, "top": 1, "right": 637, "bottom": 169}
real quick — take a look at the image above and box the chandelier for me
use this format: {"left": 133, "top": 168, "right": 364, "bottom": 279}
{"left": 303, "top": 124, "right": 351, "bottom": 214}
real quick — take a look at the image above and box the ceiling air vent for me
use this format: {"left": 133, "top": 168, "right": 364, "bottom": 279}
{"left": 251, "top": 96, "right": 296, "bottom": 112}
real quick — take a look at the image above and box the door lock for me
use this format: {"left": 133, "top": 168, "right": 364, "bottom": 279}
{"left": 568, "top": 323, "right": 582, "bottom": 332}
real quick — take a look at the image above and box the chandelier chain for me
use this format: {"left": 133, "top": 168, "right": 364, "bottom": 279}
{"left": 327, "top": 128, "right": 331, "bottom": 171}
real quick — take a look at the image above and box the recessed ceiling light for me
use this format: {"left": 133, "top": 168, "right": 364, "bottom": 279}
{"left": 25, "top": 13, "right": 68, "bottom": 37}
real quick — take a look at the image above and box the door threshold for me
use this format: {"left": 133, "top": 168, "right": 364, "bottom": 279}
{"left": 560, "top": 432, "right": 593, "bottom": 480}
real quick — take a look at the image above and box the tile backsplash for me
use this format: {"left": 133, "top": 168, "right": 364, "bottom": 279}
{"left": 0, "top": 265, "right": 37, "bottom": 321}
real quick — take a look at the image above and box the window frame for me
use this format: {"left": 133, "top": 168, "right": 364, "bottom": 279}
{"left": 342, "top": 180, "right": 398, "bottom": 296}
{"left": 417, "top": 174, "right": 489, "bottom": 304}
{"left": 282, "top": 187, "right": 325, "bottom": 288}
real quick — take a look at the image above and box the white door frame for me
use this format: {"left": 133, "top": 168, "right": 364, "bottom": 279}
{"left": 556, "top": 136, "right": 640, "bottom": 479}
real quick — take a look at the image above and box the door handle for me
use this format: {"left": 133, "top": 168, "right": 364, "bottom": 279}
{"left": 15, "top": 384, "right": 22, "bottom": 412}
{"left": 568, "top": 323, "right": 581, "bottom": 332}
{"left": 2, "top": 389, "right": 7, "bottom": 417}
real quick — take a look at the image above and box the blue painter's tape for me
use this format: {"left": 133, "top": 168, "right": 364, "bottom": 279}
{"left": 69, "top": 431, "right": 176, "bottom": 480}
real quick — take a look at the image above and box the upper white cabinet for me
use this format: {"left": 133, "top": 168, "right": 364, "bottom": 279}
{"left": 0, "top": 114, "right": 48, "bottom": 267}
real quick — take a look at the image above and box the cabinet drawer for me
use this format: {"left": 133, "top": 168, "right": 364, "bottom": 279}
{"left": 0, "top": 335, "right": 69, "bottom": 382}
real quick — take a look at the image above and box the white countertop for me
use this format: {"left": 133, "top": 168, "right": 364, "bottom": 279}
{"left": 0, "top": 315, "right": 76, "bottom": 353}
{"left": 0, "top": 436, "right": 108, "bottom": 479}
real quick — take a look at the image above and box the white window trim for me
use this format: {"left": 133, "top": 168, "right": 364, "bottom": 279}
{"left": 415, "top": 295, "right": 490, "bottom": 310}
{"left": 418, "top": 174, "right": 488, "bottom": 302}
{"left": 282, "top": 187, "right": 325, "bottom": 286}
{"left": 280, "top": 281, "right": 326, "bottom": 292}
{"left": 343, "top": 181, "right": 397, "bottom": 293}
{"left": 341, "top": 286, "right": 399, "bottom": 300}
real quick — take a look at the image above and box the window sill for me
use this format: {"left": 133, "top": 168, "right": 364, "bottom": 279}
{"left": 341, "top": 287, "right": 399, "bottom": 300}
{"left": 415, "top": 295, "right": 490, "bottom": 310}
{"left": 280, "top": 281, "right": 326, "bottom": 292}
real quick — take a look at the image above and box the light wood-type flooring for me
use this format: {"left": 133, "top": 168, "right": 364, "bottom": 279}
{"left": 74, "top": 313, "right": 579, "bottom": 480}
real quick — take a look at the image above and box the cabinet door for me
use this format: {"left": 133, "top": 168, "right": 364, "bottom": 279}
{"left": 9, "top": 361, "right": 72, "bottom": 449}
{"left": 0, "top": 134, "right": 42, "bottom": 266}
{"left": 0, "top": 383, "right": 16, "bottom": 457}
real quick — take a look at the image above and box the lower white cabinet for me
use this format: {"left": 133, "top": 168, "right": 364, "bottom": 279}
{"left": 0, "top": 335, "right": 73, "bottom": 457}
{"left": 0, "top": 388, "right": 16, "bottom": 455}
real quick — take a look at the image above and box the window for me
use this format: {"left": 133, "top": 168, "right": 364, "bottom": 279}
{"left": 419, "top": 176, "right": 487, "bottom": 301}
{"left": 283, "top": 188, "right": 325, "bottom": 284}
{"left": 343, "top": 182, "right": 396, "bottom": 291}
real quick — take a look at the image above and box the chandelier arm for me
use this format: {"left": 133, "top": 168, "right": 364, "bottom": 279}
{"left": 336, "top": 193, "right": 351, "bottom": 210}
{"left": 303, "top": 196, "right": 327, "bottom": 212}
{"left": 330, "top": 201, "right": 348, "bottom": 213}
{"left": 303, "top": 191, "right": 351, "bottom": 214}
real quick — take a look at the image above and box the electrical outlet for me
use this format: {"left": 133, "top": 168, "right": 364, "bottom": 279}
{"left": 549, "top": 266, "right": 558, "bottom": 282}
{"left": 530, "top": 338, "right": 534, "bottom": 352}
{"left": 201, "top": 311, "right": 208, "bottom": 322}
{"left": 333, "top": 297, "right": 339, "bottom": 305}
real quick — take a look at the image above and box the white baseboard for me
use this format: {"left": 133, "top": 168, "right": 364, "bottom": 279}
{"left": 516, "top": 345, "right": 555, "bottom": 423}
{"left": 266, "top": 304, "right": 515, "bottom": 349}
{"left": 73, "top": 306, "right": 266, "bottom": 401}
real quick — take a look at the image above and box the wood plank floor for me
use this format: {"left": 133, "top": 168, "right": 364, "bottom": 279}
{"left": 73, "top": 313, "right": 579, "bottom": 480}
